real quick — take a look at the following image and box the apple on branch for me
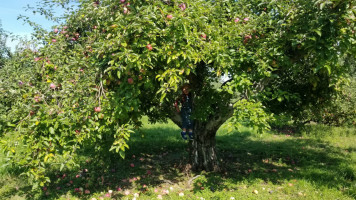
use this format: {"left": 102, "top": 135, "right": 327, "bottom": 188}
{"left": 200, "top": 34, "right": 207, "bottom": 40}
{"left": 128, "top": 78, "right": 134, "bottom": 84}
{"left": 146, "top": 44, "right": 153, "bottom": 51}
{"left": 94, "top": 107, "right": 101, "bottom": 112}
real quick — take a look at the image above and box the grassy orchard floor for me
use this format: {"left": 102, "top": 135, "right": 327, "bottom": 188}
{"left": 1, "top": 119, "right": 356, "bottom": 200}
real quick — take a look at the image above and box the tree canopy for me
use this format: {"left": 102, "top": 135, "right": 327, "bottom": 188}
{"left": 0, "top": 0, "right": 355, "bottom": 187}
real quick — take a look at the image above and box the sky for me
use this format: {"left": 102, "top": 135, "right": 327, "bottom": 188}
{"left": 0, "top": 0, "right": 67, "bottom": 51}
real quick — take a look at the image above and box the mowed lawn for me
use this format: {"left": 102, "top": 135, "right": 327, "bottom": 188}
{"left": 1, "top": 118, "right": 355, "bottom": 200}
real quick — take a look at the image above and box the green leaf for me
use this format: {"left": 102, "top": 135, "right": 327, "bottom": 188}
{"left": 60, "top": 163, "right": 64, "bottom": 171}
{"left": 159, "top": 93, "right": 167, "bottom": 103}
{"left": 325, "top": 65, "right": 331, "bottom": 75}
{"left": 49, "top": 127, "right": 54, "bottom": 134}
{"left": 119, "top": 150, "right": 125, "bottom": 159}
{"left": 117, "top": 71, "right": 121, "bottom": 79}
{"left": 320, "top": 3, "right": 325, "bottom": 10}
{"left": 314, "top": 29, "right": 322, "bottom": 37}
{"left": 7, "top": 122, "right": 16, "bottom": 127}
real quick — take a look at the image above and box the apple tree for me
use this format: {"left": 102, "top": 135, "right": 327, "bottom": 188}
{"left": 0, "top": 21, "right": 11, "bottom": 68}
{"left": 1, "top": 0, "right": 355, "bottom": 186}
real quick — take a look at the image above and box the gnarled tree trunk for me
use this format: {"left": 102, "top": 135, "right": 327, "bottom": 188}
{"left": 189, "top": 122, "right": 220, "bottom": 171}
{"left": 170, "top": 107, "right": 233, "bottom": 172}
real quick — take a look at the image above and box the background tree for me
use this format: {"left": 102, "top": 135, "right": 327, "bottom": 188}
{"left": 0, "top": 0, "right": 355, "bottom": 187}
{"left": 0, "top": 20, "right": 12, "bottom": 68}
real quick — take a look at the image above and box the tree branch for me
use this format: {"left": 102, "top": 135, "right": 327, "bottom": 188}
{"left": 221, "top": 78, "right": 233, "bottom": 88}
{"left": 169, "top": 109, "right": 182, "bottom": 129}
{"left": 206, "top": 104, "right": 235, "bottom": 131}
{"left": 253, "top": 78, "right": 270, "bottom": 93}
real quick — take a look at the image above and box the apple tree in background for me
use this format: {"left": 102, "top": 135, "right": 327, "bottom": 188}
{"left": 0, "top": 0, "right": 355, "bottom": 186}
{"left": 0, "top": 21, "right": 12, "bottom": 68}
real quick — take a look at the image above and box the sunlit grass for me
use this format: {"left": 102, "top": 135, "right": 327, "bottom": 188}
{"left": 1, "top": 119, "right": 355, "bottom": 199}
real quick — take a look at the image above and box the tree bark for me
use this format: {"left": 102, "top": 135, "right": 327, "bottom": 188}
{"left": 170, "top": 105, "right": 234, "bottom": 172}
{"left": 189, "top": 122, "right": 220, "bottom": 171}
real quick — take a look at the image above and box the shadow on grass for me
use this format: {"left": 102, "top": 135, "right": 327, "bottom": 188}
{"left": 3, "top": 125, "right": 356, "bottom": 199}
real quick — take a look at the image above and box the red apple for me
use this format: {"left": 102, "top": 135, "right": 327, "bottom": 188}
{"left": 123, "top": 7, "right": 129, "bottom": 14}
{"left": 50, "top": 83, "right": 56, "bottom": 89}
{"left": 200, "top": 34, "right": 207, "bottom": 39}
{"left": 167, "top": 14, "right": 173, "bottom": 20}
{"left": 146, "top": 44, "right": 153, "bottom": 51}
{"left": 179, "top": 3, "right": 186, "bottom": 11}
{"left": 34, "top": 96, "right": 40, "bottom": 103}
{"left": 54, "top": 28, "right": 58, "bottom": 33}
{"left": 52, "top": 39, "right": 57, "bottom": 43}
{"left": 128, "top": 78, "right": 134, "bottom": 84}
{"left": 245, "top": 35, "right": 252, "bottom": 39}
{"left": 94, "top": 107, "right": 101, "bottom": 112}
{"left": 30, "top": 111, "right": 35, "bottom": 116}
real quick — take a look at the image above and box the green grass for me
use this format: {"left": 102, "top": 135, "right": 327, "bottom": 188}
{"left": 1, "top": 119, "right": 356, "bottom": 200}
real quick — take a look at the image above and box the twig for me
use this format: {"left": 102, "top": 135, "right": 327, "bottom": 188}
{"left": 187, "top": 175, "right": 201, "bottom": 185}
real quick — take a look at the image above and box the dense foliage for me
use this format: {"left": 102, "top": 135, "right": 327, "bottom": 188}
{"left": 0, "top": 0, "right": 355, "bottom": 187}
